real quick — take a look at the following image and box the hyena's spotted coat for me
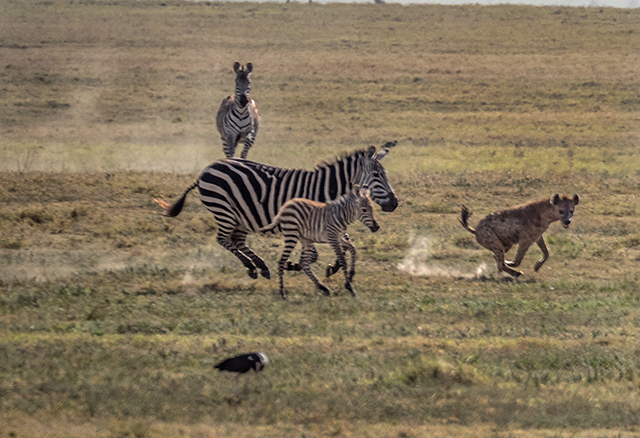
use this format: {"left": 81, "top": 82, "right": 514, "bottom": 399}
{"left": 459, "top": 194, "right": 579, "bottom": 277}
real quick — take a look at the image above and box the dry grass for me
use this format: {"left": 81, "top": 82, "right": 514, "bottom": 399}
{"left": 1, "top": 1, "right": 640, "bottom": 437}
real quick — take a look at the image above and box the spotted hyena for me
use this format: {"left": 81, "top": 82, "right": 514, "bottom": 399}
{"left": 459, "top": 194, "right": 579, "bottom": 277}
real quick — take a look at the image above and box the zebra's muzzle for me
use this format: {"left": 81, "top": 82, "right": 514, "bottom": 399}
{"left": 369, "top": 223, "right": 380, "bottom": 233}
{"left": 380, "top": 196, "right": 398, "bottom": 212}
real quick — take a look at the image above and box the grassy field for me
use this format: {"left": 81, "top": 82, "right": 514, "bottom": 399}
{"left": 1, "top": 1, "right": 640, "bottom": 437}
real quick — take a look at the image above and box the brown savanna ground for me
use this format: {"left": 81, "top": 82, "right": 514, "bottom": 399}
{"left": 1, "top": 1, "right": 639, "bottom": 437}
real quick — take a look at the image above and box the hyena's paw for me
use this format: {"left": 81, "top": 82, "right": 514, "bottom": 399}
{"left": 533, "top": 261, "right": 545, "bottom": 272}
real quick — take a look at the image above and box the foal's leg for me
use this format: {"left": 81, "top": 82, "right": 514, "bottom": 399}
{"left": 326, "top": 234, "right": 351, "bottom": 278}
{"left": 300, "top": 240, "right": 331, "bottom": 296}
{"left": 277, "top": 234, "right": 299, "bottom": 300}
{"left": 286, "top": 245, "right": 318, "bottom": 272}
{"left": 329, "top": 234, "right": 356, "bottom": 297}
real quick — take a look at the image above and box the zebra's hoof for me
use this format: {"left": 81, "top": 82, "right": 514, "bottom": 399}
{"left": 319, "top": 286, "right": 331, "bottom": 297}
{"left": 260, "top": 269, "right": 271, "bottom": 279}
{"left": 247, "top": 269, "right": 258, "bottom": 279}
{"left": 325, "top": 265, "right": 335, "bottom": 278}
{"left": 345, "top": 283, "right": 356, "bottom": 297}
{"left": 285, "top": 261, "right": 302, "bottom": 271}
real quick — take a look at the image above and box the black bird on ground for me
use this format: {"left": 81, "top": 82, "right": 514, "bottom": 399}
{"left": 215, "top": 352, "right": 270, "bottom": 395}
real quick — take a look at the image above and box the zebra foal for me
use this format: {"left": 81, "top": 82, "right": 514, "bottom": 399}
{"left": 216, "top": 62, "right": 260, "bottom": 159}
{"left": 260, "top": 185, "right": 379, "bottom": 299}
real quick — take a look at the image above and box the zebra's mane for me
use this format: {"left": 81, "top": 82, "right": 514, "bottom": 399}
{"left": 314, "top": 149, "right": 367, "bottom": 170}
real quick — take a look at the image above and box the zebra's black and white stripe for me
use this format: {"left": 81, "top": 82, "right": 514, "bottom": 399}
{"left": 260, "top": 185, "right": 379, "bottom": 299}
{"left": 159, "top": 142, "right": 399, "bottom": 280}
{"left": 216, "top": 62, "right": 260, "bottom": 159}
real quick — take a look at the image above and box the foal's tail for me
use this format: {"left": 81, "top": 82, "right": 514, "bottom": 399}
{"left": 459, "top": 204, "right": 476, "bottom": 235}
{"left": 155, "top": 181, "right": 198, "bottom": 217}
{"left": 259, "top": 217, "right": 280, "bottom": 234}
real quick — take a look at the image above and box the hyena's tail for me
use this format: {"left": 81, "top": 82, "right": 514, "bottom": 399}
{"left": 155, "top": 180, "right": 198, "bottom": 218}
{"left": 459, "top": 204, "right": 476, "bottom": 235}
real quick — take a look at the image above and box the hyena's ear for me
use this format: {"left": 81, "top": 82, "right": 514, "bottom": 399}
{"left": 572, "top": 194, "right": 579, "bottom": 205}
{"left": 366, "top": 146, "right": 377, "bottom": 158}
{"left": 233, "top": 62, "right": 241, "bottom": 73}
{"left": 246, "top": 62, "right": 253, "bottom": 73}
{"left": 551, "top": 194, "right": 561, "bottom": 205}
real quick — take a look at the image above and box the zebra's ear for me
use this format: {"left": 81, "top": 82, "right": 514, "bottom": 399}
{"left": 353, "top": 184, "right": 361, "bottom": 196}
{"left": 233, "top": 62, "right": 241, "bottom": 73}
{"left": 366, "top": 146, "right": 377, "bottom": 158}
{"left": 376, "top": 149, "right": 389, "bottom": 161}
{"left": 246, "top": 62, "right": 253, "bottom": 73}
{"left": 376, "top": 140, "right": 397, "bottom": 161}
{"left": 361, "top": 184, "right": 371, "bottom": 198}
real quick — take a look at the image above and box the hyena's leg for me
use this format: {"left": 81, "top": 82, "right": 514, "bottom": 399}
{"left": 300, "top": 240, "right": 331, "bottom": 297}
{"left": 286, "top": 245, "right": 318, "bottom": 272}
{"left": 493, "top": 249, "right": 523, "bottom": 277}
{"left": 216, "top": 229, "right": 258, "bottom": 279}
{"left": 277, "top": 234, "right": 299, "bottom": 300}
{"left": 328, "top": 234, "right": 356, "bottom": 297}
{"left": 533, "top": 235, "right": 550, "bottom": 272}
{"left": 232, "top": 230, "right": 271, "bottom": 279}
{"left": 478, "top": 230, "right": 522, "bottom": 277}
{"left": 505, "top": 241, "right": 533, "bottom": 268}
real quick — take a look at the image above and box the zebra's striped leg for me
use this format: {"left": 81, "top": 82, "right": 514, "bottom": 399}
{"left": 326, "top": 234, "right": 350, "bottom": 278}
{"left": 223, "top": 133, "right": 238, "bottom": 158}
{"left": 277, "top": 235, "right": 298, "bottom": 300}
{"left": 216, "top": 232, "right": 258, "bottom": 279}
{"left": 329, "top": 235, "right": 355, "bottom": 297}
{"left": 232, "top": 230, "right": 271, "bottom": 279}
{"left": 240, "top": 136, "right": 254, "bottom": 160}
{"left": 300, "top": 241, "right": 331, "bottom": 297}
{"left": 343, "top": 239, "right": 357, "bottom": 284}
{"left": 288, "top": 245, "right": 318, "bottom": 272}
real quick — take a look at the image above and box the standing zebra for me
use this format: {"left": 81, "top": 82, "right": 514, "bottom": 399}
{"left": 260, "top": 185, "right": 379, "bottom": 299}
{"left": 216, "top": 62, "right": 260, "bottom": 159}
{"left": 156, "top": 142, "right": 399, "bottom": 281}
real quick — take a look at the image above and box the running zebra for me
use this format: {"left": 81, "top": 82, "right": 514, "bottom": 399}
{"left": 216, "top": 62, "right": 260, "bottom": 159}
{"left": 156, "top": 141, "right": 398, "bottom": 281}
{"left": 260, "top": 185, "right": 379, "bottom": 299}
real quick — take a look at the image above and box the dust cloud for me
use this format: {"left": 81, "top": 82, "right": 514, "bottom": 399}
{"left": 0, "top": 246, "right": 236, "bottom": 283}
{"left": 397, "top": 234, "right": 488, "bottom": 279}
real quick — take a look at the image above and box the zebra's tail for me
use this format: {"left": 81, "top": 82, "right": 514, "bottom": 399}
{"left": 155, "top": 181, "right": 198, "bottom": 217}
{"left": 259, "top": 218, "right": 280, "bottom": 234}
{"left": 459, "top": 204, "right": 476, "bottom": 235}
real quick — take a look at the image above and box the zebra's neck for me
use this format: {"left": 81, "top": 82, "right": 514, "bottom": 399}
{"left": 235, "top": 92, "right": 249, "bottom": 108}
{"left": 289, "top": 151, "right": 364, "bottom": 204}
{"left": 328, "top": 195, "right": 358, "bottom": 225}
